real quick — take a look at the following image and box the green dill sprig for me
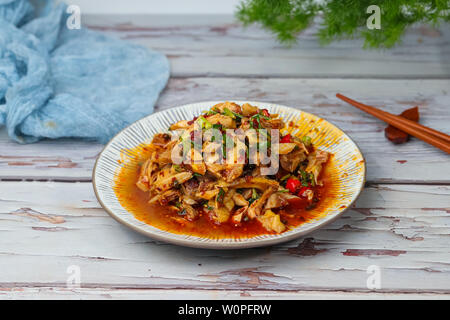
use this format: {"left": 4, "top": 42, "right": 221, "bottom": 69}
{"left": 236, "top": 0, "right": 450, "bottom": 49}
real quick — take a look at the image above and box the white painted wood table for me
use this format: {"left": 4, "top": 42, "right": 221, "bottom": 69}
{"left": 1, "top": 15, "right": 449, "bottom": 299}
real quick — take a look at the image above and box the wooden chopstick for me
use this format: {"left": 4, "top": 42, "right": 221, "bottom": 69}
{"left": 336, "top": 94, "right": 450, "bottom": 143}
{"left": 336, "top": 93, "right": 450, "bottom": 154}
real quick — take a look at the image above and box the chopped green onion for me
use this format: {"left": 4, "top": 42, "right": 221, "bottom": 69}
{"left": 231, "top": 110, "right": 243, "bottom": 118}
{"left": 252, "top": 188, "right": 259, "bottom": 199}
{"left": 197, "top": 116, "right": 213, "bottom": 130}
{"left": 301, "top": 136, "right": 312, "bottom": 147}
{"left": 223, "top": 108, "right": 236, "bottom": 119}
{"left": 222, "top": 133, "right": 227, "bottom": 159}
{"left": 309, "top": 173, "right": 316, "bottom": 186}
{"left": 280, "top": 174, "right": 291, "bottom": 181}
{"left": 205, "top": 110, "right": 218, "bottom": 116}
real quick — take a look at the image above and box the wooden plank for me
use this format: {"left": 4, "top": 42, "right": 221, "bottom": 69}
{"left": 82, "top": 14, "right": 450, "bottom": 79}
{"left": 1, "top": 78, "right": 449, "bottom": 183}
{"left": 1, "top": 288, "right": 448, "bottom": 300}
{"left": 0, "top": 181, "right": 449, "bottom": 294}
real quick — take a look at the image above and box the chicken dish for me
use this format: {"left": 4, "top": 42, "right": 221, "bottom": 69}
{"left": 115, "top": 102, "right": 332, "bottom": 237}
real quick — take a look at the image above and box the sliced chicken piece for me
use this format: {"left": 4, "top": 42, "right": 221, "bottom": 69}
{"left": 187, "top": 149, "right": 206, "bottom": 175}
{"left": 136, "top": 176, "right": 150, "bottom": 192}
{"left": 239, "top": 118, "right": 252, "bottom": 130}
{"left": 222, "top": 189, "right": 236, "bottom": 212}
{"left": 294, "top": 139, "right": 309, "bottom": 154}
{"left": 241, "top": 103, "right": 259, "bottom": 117}
{"left": 151, "top": 133, "right": 172, "bottom": 148}
{"left": 148, "top": 189, "right": 180, "bottom": 205}
{"left": 222, "top": 164, "right": 244, "bottom": 183}
{"left": 261, "top": 118, "right": 284, "bottom": 129}
{"left": 153, "top": 140, "right": 178, "bottom": 165}
{"left": 232, "top": 193, "right": 249, "bottom": 206}
{"left": 247, "top": 187, "right": 276, "bottom": 219}
{"left": 182, "top": 178, "right": 199, "bottom": 198}
{"left": 206, "top": 163, "right": 227, "bottom": 179}
{"left": 213, "top": 207, "right": 231, "bottom": 224}
{"left": 206, "top": 114, "right": 236, "bottom": 129}
{"left": 280, "top": 148, "right": 307, "bottom": 172}
{"left": 278, "top": 143, "right": 297, "bottom": 155}
{"left": 197, "top": 177, "right": 216, "bottom": 192}
{"left": 153, "top": 171, "right": 193, "bottom": 192}
{"left": 231, "top": 206, "right": 248, "bottom": 224}
{"left": 265, "top": 192, "right": 289, "bottom": 210}
{"left": 305, "top": 149, "right": 330, "bottom": 184}
{"left": 212, "top": 101, "right": 242, "bottom": 114}
{"left": 136, "top": 157, "right": 157, "bottom": 191}
{"left": 220, "top": 176, "right": 279, "bottom": 191}
{"left": 196, "top": 189, "right": 219, "bottom": 200}
{"left": 241, "top": 188, "right": 253, "bottom": 200}
{"left": 181, "top": 203, "right": 198, "bottom": 221}
{"left": 207, "top": 199, "right": 231, "bottom": 224}
{"left": 182, "top": 195, "right": 197, "bottom": 205}
{"left": 257, "top": 210, "right": 286, "bottom": 233}
{"left": 169, "top": 120, "right": 191, "bottom": 130}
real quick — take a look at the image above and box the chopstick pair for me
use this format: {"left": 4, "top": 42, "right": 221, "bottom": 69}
{"left": 336, "top": 93, "right": 450, "bottom": 154}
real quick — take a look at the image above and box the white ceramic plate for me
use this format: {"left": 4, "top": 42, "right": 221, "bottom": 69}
{"left": 93, "top": 101, "right": 366, "bottom": 249}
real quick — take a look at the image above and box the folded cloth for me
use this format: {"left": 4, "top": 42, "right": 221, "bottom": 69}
{"left": 0, "top": 0, "right": 170, "bottom": 143}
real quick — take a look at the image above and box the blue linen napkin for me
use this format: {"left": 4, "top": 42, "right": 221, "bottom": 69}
{"left": 0, "top": 0, "right": 170, "bottom": 143}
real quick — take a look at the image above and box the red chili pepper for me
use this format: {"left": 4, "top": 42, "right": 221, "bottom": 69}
{"left": 261, "top": 109, "right": 270, "bottom": 117}
{"left": 286, "top": 178, "right": 301, "bottom": 193}
{"left": 280, "top": 134, "right": 292, "bottom": 143}
{"left": 187, "top": 116, "right": 199, "bottom": 125}
{"left": 297, "top": 186, "right": 311, "bottom": 198}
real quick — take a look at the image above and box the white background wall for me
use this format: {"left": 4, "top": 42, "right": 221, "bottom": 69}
{"left": 63, "top": 0, "right": 241, "bottom": 14}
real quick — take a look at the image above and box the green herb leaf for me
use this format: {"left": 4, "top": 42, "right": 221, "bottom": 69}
{"left": 217, "top": 188, "right": 225, "bottom": 203}
{"left": 236, "top": 0, "right": 448, "bottom": 49}
{"left": 298, "top": 168, "right": 310, "bottom": 187}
